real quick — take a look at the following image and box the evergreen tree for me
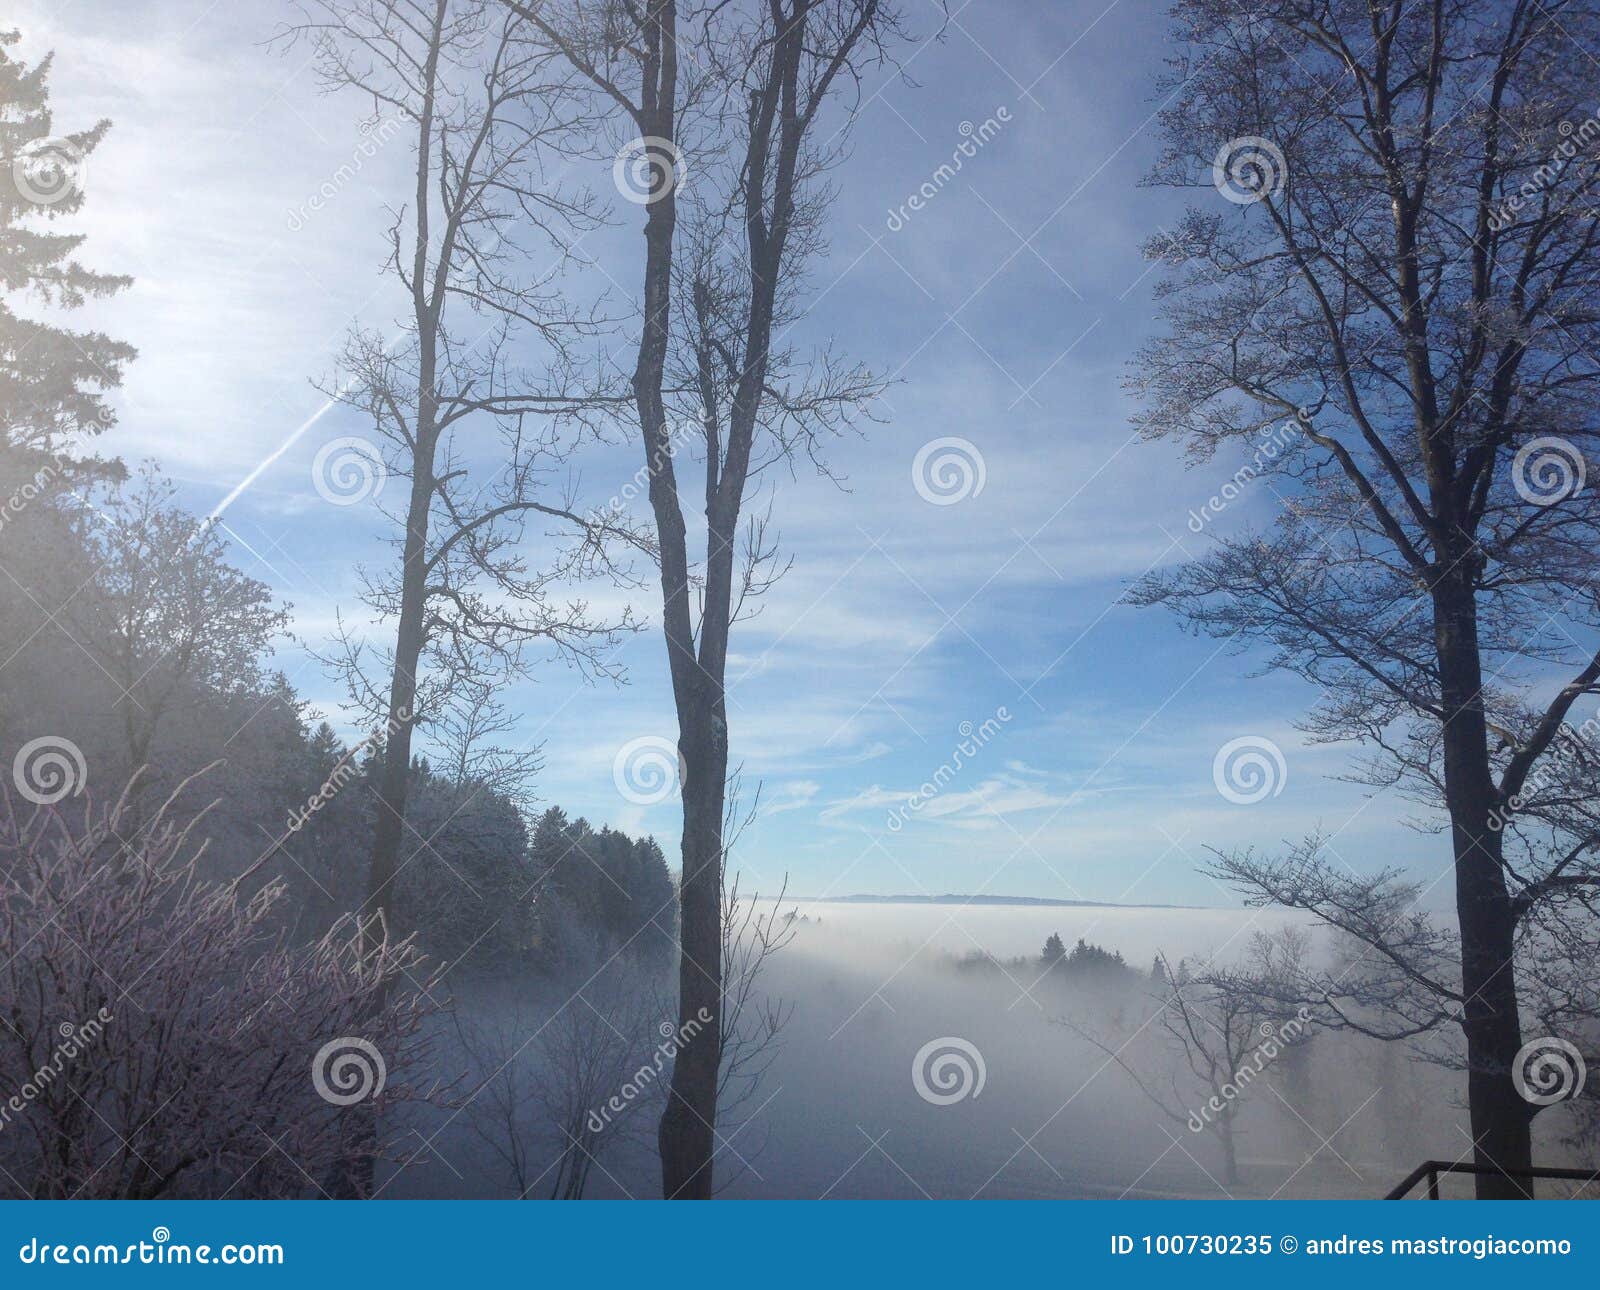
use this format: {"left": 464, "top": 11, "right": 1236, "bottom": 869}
{"left": 1061, "top": 937, "right": 1135, "bottom": 985}
{"left": 0, "top": 30, "right": 133, "bottom": 730}
{"left": 0, "top": 29, "right": 133, "bottom": 479}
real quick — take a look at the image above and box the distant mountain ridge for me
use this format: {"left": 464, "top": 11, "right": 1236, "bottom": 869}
{"left": 788, "top": 893, "right": 1192, "bottom": 910}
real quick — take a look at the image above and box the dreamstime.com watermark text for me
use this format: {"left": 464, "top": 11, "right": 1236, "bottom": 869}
{"left": 18, "top": 1227, "right": 283, "bottom": 1267}
{"left": 285, "top": 706, "right": 411, "bottom": 834}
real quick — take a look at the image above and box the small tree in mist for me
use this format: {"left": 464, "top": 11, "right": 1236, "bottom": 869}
{"left": 712, "top": 868, "right": 796, "bottom": 1187}
{"left": 1058, "top": 931, "right": 1313, "bottom": 1189}
{"left": 1132, "top": 0, "right": 1600, "bottom": 1195}
{"left": 459, "top": 957, "right": 667, "bottom": 1199}
{"left": 514, "top": 0, "right": 910, "bottom": 1198}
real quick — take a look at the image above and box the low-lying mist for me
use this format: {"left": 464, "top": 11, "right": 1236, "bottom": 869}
{"left": 386, "top": 902, "right": 1477, "bottom": 1199}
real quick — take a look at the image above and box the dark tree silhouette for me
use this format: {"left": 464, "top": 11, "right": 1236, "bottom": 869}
{"left": 514, "top": 0, "right": 909, "bottom": 1197}
{"left": 1132, "top": 0, "right": 1600, "bottom": 1196}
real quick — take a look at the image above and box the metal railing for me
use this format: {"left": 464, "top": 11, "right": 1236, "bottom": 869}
{"left": 1386, "top": 1159, "right": 1600, "bottom": 1199}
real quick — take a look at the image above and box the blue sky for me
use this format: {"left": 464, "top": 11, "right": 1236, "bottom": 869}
{"left": 16, "top": 0, "right": 1453, "bottom": 907}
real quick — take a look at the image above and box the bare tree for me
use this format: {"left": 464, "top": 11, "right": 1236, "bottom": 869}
{"left": 65, "top": 465, "right": 290, "bottom": 796}
{"left": 432, "top": 675, "right": 542, "bottom": 812}
{"left": 511, "top": 0, "right": 908, "bottom": 1198}
{"left": 279, "top": 0, "right": 641, "bottom": 955}
{"left": 536, "top": 964, "right": 669, "bottom": 1198}
{"left": 1204, "top": 839, "right": 1600, "bottom": 1137}
{"left": 1130, "top": 0, "right": 1600, "bottom": 1196}
{"left": 1059, "top": 935, "right": 1312, "bottom": 1189}
{"left": 717, "top": 875, "right": 792, "bottom": 1117}
{"left": 458, "top": 959, "right": 667, "bottom": 1198}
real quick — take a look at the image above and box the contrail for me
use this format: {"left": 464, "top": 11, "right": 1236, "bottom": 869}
{"left": 205, "top": 392, "right": 344, "bottom": 524}
{"left": 205, "top": 326, "right": 409, "bottom": 526}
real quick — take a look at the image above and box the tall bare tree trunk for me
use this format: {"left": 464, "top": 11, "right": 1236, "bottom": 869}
{"left": 1218, "top": 1112, "right": 1239, "bottom": 1188}
{"left": 660, "top": 703, "right": 726, "bottom": 1198}
{"left": 361, "top": 0, "right": 442, "bottom": 960}
{"left": 1434, "top": 565, "right": 1533, "bottom": 1197}
{"left": 295, "top": 0, "right": 626, "bottom": 1196}
{"left": 364, "top": 456, "right": 432, "bottom": 947}
{"left": 347, "top": 12, "right": 444, "bottom": 1198}
{"left": 610, "top": 1, "right": 726, "bottom": 1199}
{"left": 514, "top": 0, "right": 895, "bottom": 1198}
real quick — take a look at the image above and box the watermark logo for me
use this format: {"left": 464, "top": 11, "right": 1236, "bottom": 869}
{"left": 12, "top": 736, "right": 87, "bottom": 806}
{"left": 912, "top": 1036, "right": 986, "bottom": 1106}
{"left": 612, "top": 735, "right": 683, "bottom": 805}
{"left": 1513, "top": 436, "right": 1586, "bottom": 507}
{"left": 613, "top": 136, "right": 685, "bottom": 205}
{"left": 311, "top": 1036, "right": 386, "bottom": 1106}
{"left": 912, "top": 436, "right": 986, "bottom": 506}
{"left": 11, "top": 137, "right": 85, "bottom": 206}
{"left": 1212, "top": 735, "right": 1286, "bottom": 804}
{"left": 312, "top": 436, "right": 387, "bottom": 506}
{"left": 1513, "top": 1036, "right": 1586, "bottom": 1106}
{"left": 1212, "top": 136, "right": 1285, "bottom": 206}
{"left": 17, "top": 1227, "right": 283, "bottom": 1267}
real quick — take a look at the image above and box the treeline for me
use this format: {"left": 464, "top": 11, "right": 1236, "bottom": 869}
{"left": 947, "top": 934, "right": 1147, "bottom": 988}
{"left": 0, "top": 462, "right": 671, "bottom": 978}
{"left": 0, "top": 457, "right": 674, "bottom": 974}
